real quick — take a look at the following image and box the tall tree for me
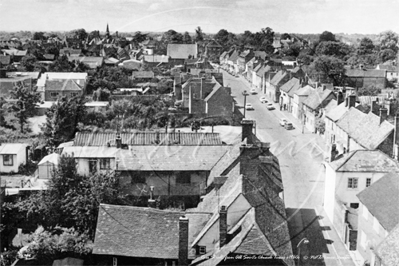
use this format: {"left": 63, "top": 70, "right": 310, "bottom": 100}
{"left": 71, "top": 28, "right": 88, "bottom": 41}
{"left": 319, "top": 31, "right": 336, "bottom": 42}
{"left": 195, "top": 26, "right": 204, "bottom": 42}
{"left": 378, "top": 30, "right": 398, "bottom": 52}
{"left": 309, "top": 55, "right": 346, "bottom": 85}
{"left": 162, "top": 29, "right": 183, "bottom": 44}
{"left": 316, "top": 41, "right": 351, "bottom": 59}
{"left": 7, "top": 84, "right": 41, "bottom": 133}
{"left": 183, "top": 31, "right": 192, "bottom": 44}
{"left": 49, "top": 55, "right": 74, "bottom": 72}
{"left": 20, "top": 54, "right": 38, "bottom": 71}
{"left": 42, "top": 96, "right": 86, "bottom": 147}
{"left": 357, "top": 37, "right": 375, "bottom": 55}
{"left": 32, "top": 32, "right": 46, "bottom": 41}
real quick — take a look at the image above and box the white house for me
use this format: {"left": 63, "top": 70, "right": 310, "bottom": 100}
{"left": 37, "top": 153, "right": 60, "bottom": 179}
{"left": 0, "top": 143, "right": 29, "bottom": 173}
{"left": 324, "top": 150, "right": 399, "bottom": 249}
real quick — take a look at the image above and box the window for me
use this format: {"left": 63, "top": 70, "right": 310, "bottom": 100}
{"left": 88, "top": 159, "right": 97, "bottom": 174}
{"left": 348, "top": 178, "right": 358, "bottom": 189}
{"left": 366, "top": 178, "right": 371, "bottom": 187}
{"left": 100, "top": 158, "right": 111, "bottom": 170}
{"left": 50, "top": 92, "right": 58, "bottom": 98}
{"left": 71, "top": 92, "right": 79, "bottom": 97}
{"left": 3, "top": 154, "right": 13, "bottom": 166}
{"left": 196, "top": 246, "right": 206, "bottom": 255}
{"left": 176, "top": 172, "right": 191, "bottom": 184}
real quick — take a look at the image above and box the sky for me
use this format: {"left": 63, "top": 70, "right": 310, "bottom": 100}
{"left": 0, "top": 0, "right": 398, "bottom": 34}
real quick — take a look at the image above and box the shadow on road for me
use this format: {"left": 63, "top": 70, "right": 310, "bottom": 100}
{"left": 286, "top": 208, "right": 329, "bottom": 266}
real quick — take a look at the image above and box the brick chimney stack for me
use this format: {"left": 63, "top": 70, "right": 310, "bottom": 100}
{"left": 348, "top": 94, "right": 356, "bottom": 109}
{"left": 178, "top": 216, "right": 189, "bottom": 266}
{"left": 219, "top": 206, "right": 227, "bottom": 247}
{"left": 116, "top": 134, "right": 122, "bottom": 149}
{"left": 336, "top": 90, "right": 344, "bottom": 105}
{"left": 241, "top": 120, "right": 255, "bottom": 144}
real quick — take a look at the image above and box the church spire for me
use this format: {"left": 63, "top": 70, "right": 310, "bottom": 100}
{"left": 106, "top": 23, "right": 110, "bottom": 37}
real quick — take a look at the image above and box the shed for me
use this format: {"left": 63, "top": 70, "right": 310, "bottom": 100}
{"left": 37, "top": 153, "right": 60, "bottom": 179}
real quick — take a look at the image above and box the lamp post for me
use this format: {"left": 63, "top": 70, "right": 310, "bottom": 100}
{"left": 242, "top": 90, "right": 248, "bottom": 118}
{"left": 297, "top": 237, "right": 309, "bottom": 266}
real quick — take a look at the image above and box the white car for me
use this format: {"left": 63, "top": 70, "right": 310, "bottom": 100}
{"left": 245, "top": 103, "right": 254, "bottom": 110}
{"left": 279, "top": 118, "right": 288, "bottom": 126}
{"left": 259, "top": 96, "right": 267, "bottom": 103}
{"left": 266, "top": 103, "right": 275, "bottom": 110}
{"left": 250, "top": 88, "right": 257, "bottom": 94}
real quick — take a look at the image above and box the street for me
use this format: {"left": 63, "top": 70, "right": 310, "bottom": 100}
{"left": 222, "top": 70, "right": 356, "bottom": 266}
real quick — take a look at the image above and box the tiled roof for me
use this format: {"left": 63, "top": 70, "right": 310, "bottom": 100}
{"left": 302, "top": 88, "right": 334, "bottom": 110}
{"left": 329, "top": 150, "right": 399, "bottom": 173}
{"left": 326, "top": 101, "right": 348, "bottom": 122}
{"left": 116, "top": 145, "right": 230, "bottom": 171}
{"left": 167, "top": 44, "right": 197, "bottom": 59}
{"left": 73, "top": 132, "right": 223, "bottom": 146}
{"left": 228, "top": 50, "right": 239, "bottom": 62}
{"left": 206, "top": 39, "right": 222, "bottom": 48}
{"left": 270, "top": 70, "right": 287, "bottom": 86}
{"left": 377, "top": 64, "right": 397, "bottom": 72}
{"left": 376, "top": 223, "right": 399, "bottom": 266}
{"left": 345, "top": 68, "right": 386, "bottom": 78}
{"left": 45, "top": 79, "right": 82, "bottom": 91}
{"left": 357, "top": 173, "right": 399, "bottom": 231}
{"left": 132, "top": 71, "right": 154, "bottom": 79}
{"left": 295, "top": 85, "right": 313, "bottom": 97}
{"left": 336, "top": 108, "right": 394, "bottom": 150}
{"left": 203, "top": 83, "right": 222, "bottom": 102}
{"left": 257, "top": 65, "right": 271, "bottom": 77}
{"left": 93, "top": 204, "right": 210, "bottom": 259}
{"left": 280, "top": 78, "right": 300, "bottom": 95}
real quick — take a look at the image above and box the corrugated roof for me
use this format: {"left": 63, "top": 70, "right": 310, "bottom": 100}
{"left": 0, "top": 143, "right": 28, "bottom": 154}
{"left": 93, "top": 204, "right": 210, "bottom": 259}
{"left": 357, "top": 173, "right": 399, "bottom": 231}
{"left": 336, "top": 108, "right": 394, "bottom": 150}
{"left": 116, "top": 146, "right": 230, "bottom": 171}
{"left": 73, "top": 132, "right": 223, "bottom": 146}
{"left": 167, "top": 44, "right": 197, "bottom": 59}
{"left": 376, "top": 223, "right": 399, "bottom": 266}
{"left": 329, "top": 150, "right": 399, "bottom": 173}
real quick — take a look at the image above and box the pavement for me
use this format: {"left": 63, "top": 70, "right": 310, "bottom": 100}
{"left": 222, "top": 70, "right": 356, "bottom": 266}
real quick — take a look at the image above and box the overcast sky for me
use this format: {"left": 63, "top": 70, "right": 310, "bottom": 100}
{"left": 0, "top": 0, "right": 398, "bottom": 34}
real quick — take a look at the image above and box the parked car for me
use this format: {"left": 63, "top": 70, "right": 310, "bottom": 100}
{"left": 245, "top": 103, "right": 254, "bottom": 110}
{"left": 259, "top": 96, "right": 267, "bottom": 103}
{"left": 250, "top": 88, "right": 257, "bottom": 94}
{"left": 284, "top": 122, "right": 294, "bottom": 130}
{"left": 279, "top": 118, "right": 288, "bottom": 126}
{"left": 266, "top": 103, "right": 275, "bottom": 110}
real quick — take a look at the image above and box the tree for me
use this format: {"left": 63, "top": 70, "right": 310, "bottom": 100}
{"left": 357, "top": 37, "right": 375, "bottom": 55}
{"left": 32, "top": 32, "right": 46, "bottom": 41}
{"left": 162, "top": 29, "right": 183, "bottom": 44}
{"left": 357, "top": 85, "right": 381, "bottom": 96}
{"left": 309, "top": 55, "right": 346, "bottom": 85}
{"left": 182, "top": 31, "right": 192, "bottom": 44}
{"left": 20, "top": 54, "right": 38, "bottom": 71}
{"left": 49, "top": 55, "right": 74, "bottom": 72}
{"left": 195, "top": 26, "right": 204, "bottom": 42}
{"left": 379, "top": 48, "right": 396, "bottom": 62}
{"left": 42, "top": 96, "right": 86, "bottom": 147}
{"left": 319, "top": 31, "right": 336, "bottom": 42}
{"left": 71, "top": 28, "right": 88, "bottom": 41}
{"left": 132, "top": 31, "right": 148, "bottom": 47}
{"left": 92, "top": 88, "right": 111, "bottom": 101}
{"left": 7, "top": 84, "right": 41, "bottom": 133}
{"left": 281, "top": 33, "right": 291, "bottom": 40}
{"left": 378, "top": 30, "right": 398, "bottom": 52}
{"left": 316, "top": 41, "right": 351, "bottom": 59}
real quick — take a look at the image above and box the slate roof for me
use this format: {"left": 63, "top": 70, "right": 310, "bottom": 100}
{"left": 167, "top": 44, "right": 197, "bottom": 59}
{"left": 329, "top": 150, "right": 399, "bottom": 173}
{"left": 357, "top": 173, "right": 399, "bottom": 231}
{"left": 257, "top": 65, "right": 271, "bottom": 77}
{"left": 345, "top": 68, "right": 386, "bottom": 78}
{"left": 336, "top": 107, "right": 394, "bottom": 150}
{"left": 132, "top": 71, "right": 154, "bottom": 79}
{"left": 203, "top": 83, "right": 222, "bottom": 102}
{"left": 93, "top": 204, "right": 211, "bottom": 259}
{"left": 376, "top": 223, "right": 399, "bottom": 266}
{"left": 280, "top": 78, "right": 300, "bottom": 96}
{"left": 270, "top": 70, "right": 287, "bottom": 86}
{"left": 45, "top": 79, "right": 82, "bottom": 91}
{"left": 227, "top": 50, "right": 239, "bottom": 63}
{"left": 73, "top": 132, "right": 223, "bottom": 146}
{"left": 116, "top": 145, "right": 230, "bottom": 171}
{"left": 302, "top": 88, "right": 334, "bottom": 110}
